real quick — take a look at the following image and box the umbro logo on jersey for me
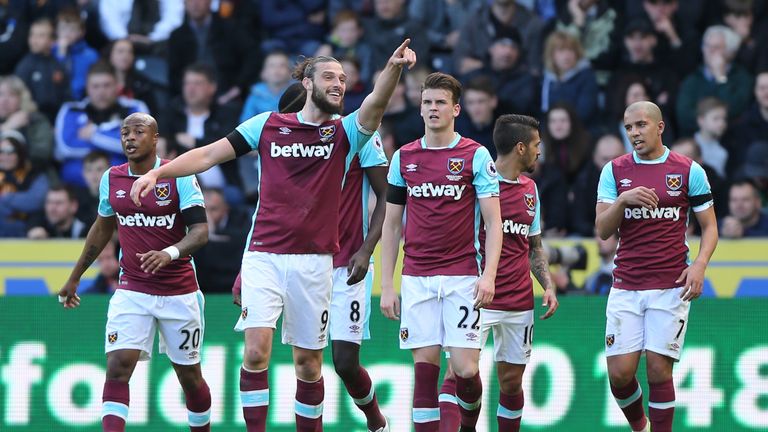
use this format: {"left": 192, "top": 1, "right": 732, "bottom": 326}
{"left": 270, "top": 142, "right": 334, "bottom": 159}
{"left": 116, "top": 190, "right": 126, "bottom": 198}
{"left": 279, "top": 127, "right": 292, "bottom": 135}
{"left": 619, "top": 178, "right": 632, "bottom": 187}
{"left": 406, "top": 163, "right": 418, "bottom": 172}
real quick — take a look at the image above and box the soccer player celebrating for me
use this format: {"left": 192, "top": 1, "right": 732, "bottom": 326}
{"left": 58, "top": 113, "right": 212, "bottom": 432}
{"left": 380, "top": 72, "right": 502, "bottom": 432}
{"left": 596, "top": 101, "right": 718, "bottom": 432}
{"left": 131, "top": 41, "right": 416, "bottom": 431}
{"left": 439, "top": 114, "right": 559, "bottom": 432}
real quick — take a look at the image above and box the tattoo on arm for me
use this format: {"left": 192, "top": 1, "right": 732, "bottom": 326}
{"left": 77, "top": 245, "right": 100, "bottom": 274}
{"left": 529, "top": 236, "right": 554, "bottom": 290}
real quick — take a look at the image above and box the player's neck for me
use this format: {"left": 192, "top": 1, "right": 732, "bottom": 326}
{"left": 495, "top": 157, "right": 521, "bottom": 181}
{"left": 423, "top": 129, "right": 456, "bottom": 148}
{"left": 636, "top": 143, "right": 666, "bottom": 161}
{"left": 300, "top": 105, "right": 333, "bottom": 124}
{"left": 129, "top": 155, "right": 157, "bottom": 176}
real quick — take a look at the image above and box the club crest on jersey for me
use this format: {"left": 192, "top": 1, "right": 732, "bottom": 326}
{"left": 606, "top": 334, "right": 614, "bottom": 347}
{"left": 319, "top": 124, "right": 336, "bottom": 143}
{"left": 447, "top": 158, "right": 465, "bottom": 175}
{"left": 666, "top": 174, "right": 682, "bottom": 191}
{"left": 108, "top": 331, "right": 118, "bottom": 344}
{"left": 154, "top": 182, "right": 170, "bottom": 200}
{"left": 524, "top": 193, "right": 535, "bottom": 210}
{"left": 241, "top": 307, "right": 248, "bottom": 320}
{"left": 400, "top": 327, "right": 409, "bottom": 342}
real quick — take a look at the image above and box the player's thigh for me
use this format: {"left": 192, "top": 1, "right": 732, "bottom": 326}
{"left": 282, "top": 254, "right": 333, "bottom": 350}
{"left": 329, "top": 267, "right": 370, "bottom": 344}
{"left": 105, "top": 290, "right": 157, "bottom": 361}
{"left": 400, "top": 275, "right": 442, "bottom": 349}
{"left": 156, "top": 290, "right": 206, "bottom": 365}
{"left": 644, "top": 287, "right": 690, "bottom": 361}
{"left": 235, "top": 251, "right": 285, "bottom": 332}
{"left": 442, "top": 276, "right": 482, "bottom": 350}
{"left": 487, "top": 309, "right": 534, "bottom": 364}
{"left": 605, "top": 288, "right": 645, "bottom": 357}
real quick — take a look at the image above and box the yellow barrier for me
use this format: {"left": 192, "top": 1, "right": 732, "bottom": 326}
{"left": 1, "top": 239, "right": 766, "bottom": 297}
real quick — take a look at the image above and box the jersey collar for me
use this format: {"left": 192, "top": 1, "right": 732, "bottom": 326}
{"left": 632, "top": 147, "right": 669, "bottom": 165}
{"left": 128, "top": 156, "right": 161, "bottom": 177}
{"left": 421, "top": 132, "right": 461, "bottom": 149}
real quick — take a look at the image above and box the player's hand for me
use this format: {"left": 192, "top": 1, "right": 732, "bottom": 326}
{"left": 137, "top": 250, "right": 172, "bottom": 274}
{"left": 389, "top": 39, "right": 417, "bottom": 70}
{"left": 380, "top": 288, "right": 400, "bottom": 320}
{"left": 130, "top": 170, "right": 159, "bottom": 207}
{"left": 676, "top": 261, "right": 706, "bottom": 301}
{"left": 346, "top": 250, "right": 371, "bottom": 285}
{"left": 232, "top": 271, "right": 242, "bottom": 306}
{"left": 619, "top": 186, "right": 659, "bottom": 209}
{"left": 233, "top": 293, "right": 241, "bottom": 307}
{"left": 58, "top": 279, "right": 81, "bottom": 309}
{"left": 540, "top": 288, "right": 559, "bottom": 319}
{"left": 473, "top": 275, "right": 495, "bottom": 309}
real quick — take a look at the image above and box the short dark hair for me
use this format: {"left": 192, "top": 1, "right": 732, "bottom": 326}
{"left": 465, "top": 75, "right": 496, "bottom": 96}
{"left": 494, "top": 114, "right": 540, "bottom": 156}
{"left": 421, "top": 72, "right": 462, "bottom": 104}
{"left": 184, "top": 63, "right": 217, "bottom": 83}
{"left": 87, "top": 61, "right": 116, "bottom": 79}
{"left": 292, "top": 56, "right": 341, "bottom": 81}
{"left": 731, "top": 178, "right": 760, "bottom": 198}
{"left": 278, "top": 82, "right": 306, "bottom": 113}
{"left": 48, "top": 185, "right": 78, "bottom": 202}
{"left": 83, "top": 150, "right": 110, "bottom": 166}
{"left": 696, "top": 97, "right": 727, "bottom": 118}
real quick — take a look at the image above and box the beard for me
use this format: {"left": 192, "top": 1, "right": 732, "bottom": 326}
{"left": 311, "top": 85, "right": 344, "bottom": 115}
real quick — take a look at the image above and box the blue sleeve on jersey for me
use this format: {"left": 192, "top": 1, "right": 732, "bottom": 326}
{"left": 358, "top": 131, "right": 388, "bottom": 168}
{"left": 531, "top": 183, "right": 542, "bottom": 236}
{"left": 176, "top": 175, "right": 205, "bottom": 210}
{"left": 387, "top": 150, "right": 406, "bottom": 187}
{"left": 97, "top": 169, "right": 114, "bottom": 217}
{"left": 341, "top": 109, "right": 374, "bottom": 154}
{"left": 472, "top": 146, "right": 500, "bottom": 198}
{"left": 597, "top": 162, "right": 618, "bottom": 203}
{"left": 688, "top": 162, "right": 712, "bottom": 196}
{"left": 235, "top": 111, "right": 271, "bottom": 150}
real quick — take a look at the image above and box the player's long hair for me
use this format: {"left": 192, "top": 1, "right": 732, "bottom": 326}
{"left": 494, "top": 114, "right": 540, "bottom": 156}
{"left": 421, "top": 72, "right": 462, "bottom": 105}
{"left": 292, "top": 56, "right": 341, "bottom": 81}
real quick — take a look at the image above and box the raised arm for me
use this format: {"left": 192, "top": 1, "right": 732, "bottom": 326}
{"left": 357, "top": 39, "right": 417, "bottom": 133}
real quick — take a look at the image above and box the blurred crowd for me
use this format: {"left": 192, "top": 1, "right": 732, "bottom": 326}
{"left": 1, "top": 0, "right": 767, "bottom": 294}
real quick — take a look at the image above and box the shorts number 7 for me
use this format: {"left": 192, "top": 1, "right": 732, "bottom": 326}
{"left": 675, "top": 319, "right": 685, "bottom": 340}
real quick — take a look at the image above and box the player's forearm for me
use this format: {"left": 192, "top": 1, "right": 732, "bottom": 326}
{"left": 173, "top": 223, "right": 208, "bottom": 258}
{"left": 595, "top": 201, "right": 626, "bottom": 240}
{"left": 154, "top": 138, "right": 236, "bottom": 179}
{"left": 380, "top": 216, "right": 402, "bottom": 292}
{"left": 69, "top": 217, "right": 114, "bottom": 281}
{"left": 694, "top": 219, "right": 719, "bottom": 267}
{"left": 359, "top": 190, "right": 387, "bottom": 256}
{"left": 482, "top": 218, "right": 502, "bottom": 279}
{"left": 528, "top": 237, "right": 554, "bottom": 291}
{"left": 358, "top": 62, "right": 404, "bottom": 132}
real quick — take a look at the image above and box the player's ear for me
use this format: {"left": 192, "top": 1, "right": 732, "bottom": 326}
{"left": 453, "top": 103, "right": 460, "bottom": 118}
{"left": 658, "top": 120, "right": 665, "bottom": 136}
{"left": 302, "top": 76, "right": 312, "bottom": 91}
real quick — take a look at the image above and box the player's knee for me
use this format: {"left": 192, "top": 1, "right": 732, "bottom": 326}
{"left": 646, "top": 357, "right": 673, "bottom": 383}
{"left": 294, "top": 352, "right": 323, "bottom": 382}
{"left": 498, "top": 371, "right": 523, "bottom": 395}
{"left": 607, "top": 367, "right": 635, "bottom": 388}
{"left": 243, "top": 345, "right": 270, "bottom": 370}
{"left": 332, "top": 353, "right": 358, "bottom": 381}
{"left": 451, "top": 362, "right": 479, "bottom": 379}
{"left": 176, "top": 367, "right": 204, "bottom": 393}
{"left": 105, "top": 356, "right": 135, "bottom": 381}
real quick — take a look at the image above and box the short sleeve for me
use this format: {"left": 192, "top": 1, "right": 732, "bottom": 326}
{"left": 341, "top": 109, "right": 374, "bottom": 154}
{"left": 176, "top": 175, "right": 205, "bottom": 210}
{"left": 689, "top": 161, "right": 714, "bottom": 212}
{"left": 596, "top": 162, "right": 618, "bottom": 203}
{"left": 387, "top": 150, "right": 406, "bottom": 187}
{"left": 235, "top": 111, "right": 271, "bottom": 150}
{"left": 98, "top": 169, "right": 114, "bottom": 217}
{"left": 530, "top": 183, "right": 542, "bottom": 236}
{"left": 472, "top": 146, "right": 500, "bottom": 198}
{"left": 359, "top": 131, "right": 388, "bottom": 168}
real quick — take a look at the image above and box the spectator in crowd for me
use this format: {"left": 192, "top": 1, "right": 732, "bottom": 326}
{"left": 638, "top": 0, "right": 702, "bottom": 77}
{"left": 583, "top": 231, "right": 619, "bottom": 295}
{"left": 168, "top": 0, "right": 260, "bottom": 103}
{"left": 727, "top": 71, "right": 768, "bottom": 174}
{"left": 107, "top": 38, "right": 157, "bottom": 114}
{"left": 339, "top": 57, "right": 367, "bottom": 114}
{"left": 608, "top": 75, "right": 676, "bottom": 151}
{"left": 404, "top": 66, "right": 432, "bottom": 109}
{"left": 720, "top": 179, "right": 768, "bottom": 238}
{"left": 0, "top": 131, "right": 49, "bottom": 237}
{"left": 722, "top": 0, "right": 768, "bottom": 72}
{"left": 527, "top": 158, "right": 569, "bottom": 237}
{"left": 0, "top": 4, "right": 28, "bottom": 75}
{"left": 0, "top": 75, "right": 54, "bottom": 173}
{"left": 54, "top": 61, "right": 149, "bottom": 187}
{"left": 454, "top": 0, "right": 544, "bottom": 76}
{"left": 676, "top": 25, "right": 754, "bottom": 136}
{"left": 571, "top": 134, "right": 625, "bottom": 237}
{"left": 27, "top": 185, "right": 88, "bottom": 239}
{"left": 455, "top": 76, "right": 498, "bottom": 158}
{"left": 739, "top": 142, "right": 768, "bottom": 208}
{"left": 14, "top": 17, "right": 70, "bottom": 122}
{"left": 316, "top": 10, "right": 374, "bottom": 84}
{"left": 540, "top": 30, "right": 599, "bottom": 126}
{"left": 541, "top": 102, "right": 592, "bottom": 183}
{"left": 693, "top": 97, "right": 729, "bottom": 178}
{"left": 98, "top": 0, "right": 184, "bottom": 53}
{"left": 553, "top": 0, "right": 621, "bottom": 75}
{"left": 377, "top": 69, "right": 423, "bottom": 150}
{"left": 363, "top": 0, "right": 429, "bottom": 74}
{"left": 408, "top": 0, "right": 482, "bottom": 71}
{"left": 162, "top": 63, "right": 239, "bottom": 191}
{"left": 670, "top": 137, "right": 729, "bottom": 219}
{"left": 192, "top": 188, "right": 250, "bottom": 293}
{"left": 81, "top": 237, "right": 120, "bottom": 294}
{"left": 74, "top": 150, "right": 110, "bottom": 225}
{"left": 259, "top": 0, "right": 327, "bottom": 56}
{"left": 240, "top": 51, "right": 293, "bottom": 123}
{"left": 54, "top": 8, "right": 99, "bottom": 100}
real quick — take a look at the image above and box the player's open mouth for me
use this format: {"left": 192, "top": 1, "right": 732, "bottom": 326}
{"left": 125, "top": 145, "right": 137, "bottom": 153}
{"left": 633, "top": 140, "right": 644, "bottom": 146}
